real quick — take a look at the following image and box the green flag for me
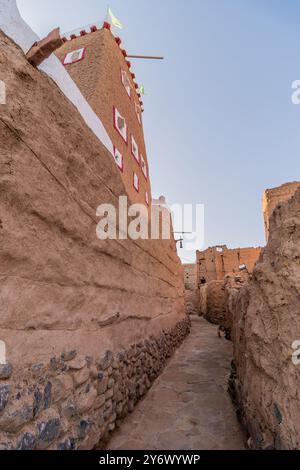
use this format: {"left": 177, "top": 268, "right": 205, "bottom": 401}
{"left": 107, "top": 7, "right": 123, "bottom": 29}
{"left": 139, "top": 85, "right": 145, "bottom": 95}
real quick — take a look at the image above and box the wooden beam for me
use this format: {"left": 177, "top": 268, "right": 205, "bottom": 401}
{"left": 127, "top": 55, "right": 164, "bottom": 60}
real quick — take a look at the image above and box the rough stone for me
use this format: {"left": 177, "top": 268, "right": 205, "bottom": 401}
{"left": 0, "top": 363, "right": 13, "bottom": 380}
{"left": 57, "top": 438, "right": 76, "bottom": 450}
{"left": 0, "top": 399, "right": 34, "bottom": 433}
{"left": 38, "top": 418, "right": 61, "bottom": 447}
{"left": 73, "top": 368, "right": 90, "bottom": 387}
{"left": 0, "top": 385, "right": 10, "bottom": 412}
{"left": 61, "top": 351, "right": 77, "bottom": 362}
{"left": 17, "top": 432, "right": 36, "bottom": 450}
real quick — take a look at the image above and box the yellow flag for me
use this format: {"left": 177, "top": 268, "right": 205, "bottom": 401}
{"left": 108, "top": 7, "right": 123, "bottom": 29}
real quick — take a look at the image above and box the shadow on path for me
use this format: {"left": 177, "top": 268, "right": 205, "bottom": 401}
{"left": 107, "top": 317, "right": 245, "bottom": 450}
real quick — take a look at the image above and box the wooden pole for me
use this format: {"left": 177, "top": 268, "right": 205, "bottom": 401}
{"left": 127, "top": 55, "right": 164, "bottom": 60}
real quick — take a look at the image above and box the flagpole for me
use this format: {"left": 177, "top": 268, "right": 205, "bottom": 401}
{"left": 127, "top": 55, "right": 164, "bottom": 60}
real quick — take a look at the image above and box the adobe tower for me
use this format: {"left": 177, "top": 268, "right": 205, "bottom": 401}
{"left": 56, "top": 23, "right": 151, "bottom": 206}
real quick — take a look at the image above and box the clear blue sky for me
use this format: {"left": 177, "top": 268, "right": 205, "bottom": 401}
{"left": 18, "top": 0, "right": 300, "bottom": 263}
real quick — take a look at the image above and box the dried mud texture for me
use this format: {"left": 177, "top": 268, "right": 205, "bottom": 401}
{"left": 230, "top": 188, "right": 300, "bottom": 450}
{"left": 0, "top": 33, "right": 187, "bottom": 448}
{"left": 223, "top": 272, "right": 249, "bottom": 340}
{"left": 203, "top": 281, "right": 226, "bottom": 327}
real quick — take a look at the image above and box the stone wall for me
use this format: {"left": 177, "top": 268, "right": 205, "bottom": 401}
{"left": 0, "top": 32, "right": 187, "bottom": 449}
{"left": 262, "top": 181, "right": 300, "bottom": 241}
{"left": 0, "top": 318, "right": 190, "bottom": 450}
{"left": 229, "top": 188, "right": 300, "bottom": 450}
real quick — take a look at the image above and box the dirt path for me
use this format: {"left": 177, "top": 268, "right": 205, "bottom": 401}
{"left": 107, "top": 317, "right": 245, "bottom": 450}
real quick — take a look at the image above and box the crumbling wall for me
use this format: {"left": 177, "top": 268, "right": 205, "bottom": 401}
{"left": 183, "top": 264, "right": 197, "bottom": 290}
{"left": 263, "top": 181, "right": 300, "bottom": 241}
{"left": 230, "top": 188, "right": 300, "bottom": 450}
{"left": 0, "top": 32, "right": 188, "bottom": 450}
{"left": 183, "top": 264, "right": 199, "bottom": 315}
{"left": 223, "top": 272, "right": 249, "bottom": 340}
{"left": 197, "top": 246, "right": 261, "bottom": 284}
{"left": 199, "top": 285, "right": 207, "bottom": 317}
{"left": 204, "top": 281, "right": 226, "bottom": 326}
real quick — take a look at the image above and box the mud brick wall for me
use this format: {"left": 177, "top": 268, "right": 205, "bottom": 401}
{"left": 197, "top": 246, "right": 261, "bottom": 284}
{"left": 203, "top": 281, "right": 226, "bottom": 327}
{"left": 183, "top": 264, "right": 199, "bottom": 316}
{"left": 262, "top": 181, "right": 300, "bottom": 241}
{"left": 0, "top": 32, "right": 187, "bottom": 449}
{"left": 230, "top": 188, "right": 300, "bottom": 450}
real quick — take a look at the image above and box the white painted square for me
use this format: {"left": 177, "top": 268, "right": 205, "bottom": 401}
{"left": 63, "top": 48, "right": 86, "bottom": 65}
{"left": 121, "top": 70, "right": 131, "bottom": 98}
{"left": 131, "top": 135, "right": 139, "bottom": 162}
{"left": 114, "top": 147, "right": 123, "bottom": 171}
{"left": 114, "top": 107, "right": 128, "bottom": 143}
{"left": 133, "top": 173, "right": 139, "bottom": 192}
{"left": 0, "top": 340, "right": 6, "bottom": 365}
{"left": 135, "top": 102, "right": 141, "bottom": 124}
{"left": 0, "top": 80, "right": 6, "bottom": 105}
{"left": 140, "top": 155, "right": 148, "bottom": 179}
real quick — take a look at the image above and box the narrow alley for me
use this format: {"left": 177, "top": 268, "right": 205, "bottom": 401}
{"left": 107, "top": 317, "right": 245, "bottom": 450}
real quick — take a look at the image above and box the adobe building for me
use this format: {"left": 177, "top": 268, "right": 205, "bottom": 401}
{"left": 56, "top": 23, "right": 151, "bottom": 206}
{"left": 196, "top": 245, "right": 262, "bottom": 285}
{"left": 263, "top": 181, "right": 300, "bottom": 240}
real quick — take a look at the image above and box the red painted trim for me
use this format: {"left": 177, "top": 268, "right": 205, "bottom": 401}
{"left": 121, "top": 49, "right": 127, "bottom": 57}
{"left": 113, "top": 145, "right": 124, "bottom": 173}
{"left": 113, "top": 106, "right": 128, "bottom": 145}
{"left": 90, "top": 25, "right": 98, "bottom": 32}
{"left": 145, "top": 192, "right": 149, "bottom": 206}
{"left": 62, "top": 47, "right": 87, "bottom": 66}
{"left": 134, "top": 83, "right": 139, "bottom": 89}
{"left": 126, "top": 61, "right": 131, "bottom": 69}
{"left": 115, "top": 37, "right": 122, "bottom": 46}
{"left": 62, "top": 37, "right": 67, "bottom": 43}
{"left": 133, "top": 173, "right": 140, "bottom": 193}
{"left": 80, "top": 30, "right": 87, "bottom": 36}
{"left": 131, "top": 73, "right": 136, "bottom": 80}
{"left": 103, "top": 22, "right": 111, "bottom": 30}
{"left": 134, "top": 102, "right": 142, "bottom": 125}
{"left": 140, "top": 155, "right": 148, "bottom": 181}
{"left": 131, "top": 135, "right": 140, "bottom": 163}
{"left": 70, "top": 34, "right": 77, "bottom": 40}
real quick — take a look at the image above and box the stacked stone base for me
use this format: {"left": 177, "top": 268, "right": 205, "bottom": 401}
{"left": 0, "top": 318, "right": 190, "bottom": 450}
